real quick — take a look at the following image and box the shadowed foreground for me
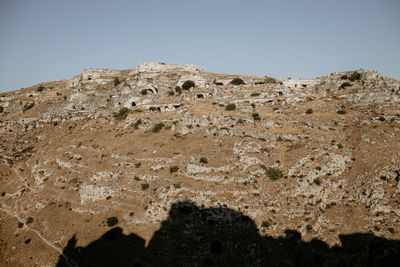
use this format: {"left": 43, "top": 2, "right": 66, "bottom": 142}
{"left": 57, "top": 201, "right": 400, "bottom": 267}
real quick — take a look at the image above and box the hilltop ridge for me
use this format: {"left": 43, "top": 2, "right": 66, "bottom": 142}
{"left": 1, "top": 63, "right": 400, "bottom": 266}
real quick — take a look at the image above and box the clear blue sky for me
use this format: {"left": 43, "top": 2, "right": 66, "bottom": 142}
{"left": 0, "top": 0, "right": 399, "bottom": 92}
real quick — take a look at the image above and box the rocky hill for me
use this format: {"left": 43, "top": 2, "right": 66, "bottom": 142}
{"left": 1, "top": 62, "right": 400, "bottom": 266}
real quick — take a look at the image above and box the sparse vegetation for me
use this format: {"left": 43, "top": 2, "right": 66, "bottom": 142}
{"left": 261, "top": 165, "right": 283, "bottom": 181}
{"left": 168, "top": 91, "right": 175, "bottom": 96}
{"left": 170, "top": 166, "right": 179, "bottom": 173}
{"left": 152, "top": 122, "right": 165, "bottom": 133}
{"left": 106, "top": 217, "right": 118, "bottom": 227}
{"left": 26, "top": 217, "right": 33, "bottom": 224}
{"left": 305, "top": 108, "right": 313, "bottom": 114}
{"left": 173, "top": 183, "right": 181, "bottom": 189}
{"left": 337, "top": 109, "right": 346, "bottom": 115}
{"left": 225, "top": 103, "right": 236, "bottom": 111}
{"left": 37, "top": 86, "right": 45, "bottom": 92}
{"left": 23, "top": 103, "right": 34, "bottom": 112}
{"left": 378, "top": 116, "right": 385, "bottom": 122}
{"left": 264, "top": 77, "right": 278, "bottom": 83}
{"left": 113, "top": 77, "right": 121, "bottom": 87}
{"left": 175, "top": 86, "right": 182, "bottom": 94}
{"left": 0, "top": 106, "right": 4, "bottom": 113}
{"left": 230, "top": 78, "right": 244, "bottom": 85}
{"left": 141, "top": 183, "right": 149, "bottom": 190}
{"left": 252, "top": 112, "right": 261, "bottom": 121}
{"left": 182, "top": 80, "right": 195, "bottom": 90}
{"left": 199, "top": 157, "right": 208, "bottom": 164}
{"left": 337, "top": 143, "right": 343, "bottom": 149}
{"left": 261, "top": 221, "right": 270, "bottom": 228}
{"left": 340, "top": 82, "right": 352, "bottom": 89}
{"left": 349, "top": 72, "right": 361, "bottom": 81}
{"left": 313, "top": 178, "right": 321, "bottom": 185}
{"left": 250, "top": 92, "right": 260, "bottom": 97}
{"left": 141, "top": 89, "right": 148, "bottom": 95}
{"left": 133, "top": 119, "right": 142, "bottom": 129}
{"left": 114, "top": 107, "right": 129, "bottom": 120}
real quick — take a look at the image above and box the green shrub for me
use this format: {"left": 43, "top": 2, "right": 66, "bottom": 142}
{"left": 349, "top": 72, "right": 361, "bottom": 81}
{"left": 261, "top": 221, "right": 270, "bottom": 228}
{"left": 378, "top": 116, "right": 385, "bottom": 122}
{"left": 113, "top": 77, "right": 121, "bottom": 87}
{"left": 250, "top": 92, "right": 260, "bottom": 96}
{"left": 37, "top": 86, "right": 45, "bottom": 92}
{"left": 134, "top": 176, "right": 140, "bottom": 181}
{"left": 152, "top": 122, "right": 165, "bottom": 133}
{"left": 168, "top": 91, "right": 175, "bottom": 96}
{"left": 114, "top": 107, "right": 129, "bottom": 120}
{"left": 26, "top": 217, "right": 34, "bottom": 224}
{"left": 170, "top": 166, "right": 179, "bottom": 173}
{"left": 0, "top": 106, "right": 4, "bottom": 113}
{"left": 133, "top": 119, "right": 142, "bottom": 129}
{"left": 313, "top": 178, "right": 321, "bottom": 185}
{"left": 264, "top": 77, "right": 277, "bottom": 83}
{"left": 337, "top": 109, "right": 346, "bottom": 115}
{"left": 175, "top": 86, "right": 182, "bottom": 94}
{"left": 337, "top": 143, "right": 343, "bottom": 149}
{"left": 340, "top": 75, "right": 348, "bottom": 80}
{"left": 135, "top": 162, "right": 141, "bottom": 168}
{"left": 141, "top": 183, "right": 149, "bottom": 190}
{"left": 23, "top": 103, "right": 34, "bottom": 112}
{"left": 225, "top": 103, "right": 236, "bottom": 111}
{"left": 199, "top": 157, "right": 208, "bottom": 164}
{"left": 339, "top": 82, "right": 352, "bottom": 89}
{"left": 173, "top": 183, "right": 181, "bottom": 189}
{"left": 141, "top": 89, "right": 148, "bottom": 95}
{"left": 106, "top": 216, "right": 118, "bottom": 227}
{"left": 252, "top": 112, "right": 261, "bottom": 121}
{"left": 182, "top": 80, "right": 195, "bottom": 90}
{"left": 230, "top": 78, "right": 244, "bottom": 85}
{"left": 305, "top": 108, "right": 313, "bottom": 114}
{"left": 306, "top": 224, "right": 313, "bottom": 232}
{"left": 261, "top": 166, "right": 283, "bottom": 181}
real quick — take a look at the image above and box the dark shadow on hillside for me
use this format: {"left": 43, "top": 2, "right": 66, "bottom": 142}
{"left": 56, "top": 201, "right": 400, "bottom": 267}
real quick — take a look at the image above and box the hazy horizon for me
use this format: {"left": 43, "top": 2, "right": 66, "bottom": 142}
{"left": 1, "top": 0, "right": 399, "bottom": 92}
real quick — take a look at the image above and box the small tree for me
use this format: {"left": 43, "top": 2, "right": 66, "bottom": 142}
{"left": 339, "top": 82, "right": 352, "bottom": 89}
{"left": 141, "top": 89, "right": 148, "bottom": 95}
{"left": 114, "top": 107, "right": 129, "bottom": 120}
{"left": 152, "top": 122, "right": 165, "bottom": 133}
{"left": 113, "top": 78, "right": 121, "bottom": 87}
{"left": 170, "top": 166, "right": 179, "bottom": 173}
{"left": 225, "top": 103, "right": 236, "bottom": 111}
{"left": 349, "top": 72, "right": 361, "bottom": 81}
{"left": 252, "top": 112, "right": 261, "bottom": 121}
{"left": 199, "top": 157, "right": 208, "bottom": 164}
{"left": 175, "top": 86, "right": 182, "bottom": 94}
{"left": 230, "top": 78, "right": 244, "bottom": 85}
{"left": 182, "top": 80, "right": 195, "bottom": 90}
